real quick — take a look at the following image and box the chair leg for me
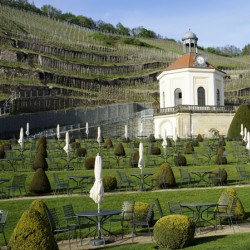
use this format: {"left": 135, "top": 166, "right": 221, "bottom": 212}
{"left": 3, "top": 231, "right": 7, "bottom": 245}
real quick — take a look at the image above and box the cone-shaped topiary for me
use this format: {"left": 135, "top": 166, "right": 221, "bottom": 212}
{"left": 154, "top": 214, "right": 195, "bottom": 249}
{"left": 216, "top": 146, "right": 227, "bottom": 164}
{"left": 29, "top": 200, "right": 50, "bottom": 227}
{"left": 153, "top": 163, "right": 176, "bottom": 188}
{"left": 184, "top": 142, "right": 194, "bottom": 154}
{"left": 221, "top": 188, "right": 245, "bottom": 219}
{"left": 210, "top": 168, "right": 228, "bottom": 185}
{"left": 76, "top": 147, "right": 87, "bottom": 157}
{"left": 36, "top": 135, "right": 47, "bottom": 150}
{"left": 33, "top": 152, "right": 48, "bottom": 170}
{"left": 114, "top": 143, "right": 126, "bottom": 156}
{"left": 85, "top": 156, "right": 95, "bottom": 170}
{"left": 37, "top": 143, "right": 48, "bottom": 158}
{"left": 196, "top": 134, "right": 203, "bottom": 142}
{"left": 8, "top": 207, "right": 58, "bottom": 250}
{"left": 151, "top": 147, "right": 161, "bottom": 155}
{"left": 0, "top": 147, "right": 5, "bottom": 159}
{"left": 103, "top": 138, "right": 113, "bottom": 149}
{"left": 29, "top": 168, "right": 51, "bottom": 195}
{"left": 174, "top": 154, "right": 187, "bottom": 166}
{"left": 148, "top": 134, "right": 156, "bottom": 143}
{"left": 130, "top": 151, "right": 139, "bottom": 168}
{"left": 227, "top": 104, "right": 250, "bottom": 140}
{"left": 71, "top": 141, "right": 81, "bottom": 150}
{"left": 192, "top": 140, "right": 199, "bottom": 147}
{"left": 103, "top": 176, "right": 117, "bottom": 191}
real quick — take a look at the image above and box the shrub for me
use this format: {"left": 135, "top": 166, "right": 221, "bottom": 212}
{"left": 85, "top": 156, "right": 95, "bottom": 170}
{"left": 0, "top": 148, "right": 5, "bottom": 159}
{"left": 227, "top": 104, "right": 250, "bottom": 140}
{"left": 196, "top": 134, "right": 203, "bottom": 142}
{"left": 221, "top": 188, "right": 245, "bottom": 219}
{"left": 71, "top": 141, "right": 81, "bottom": 150}
{"left": 29, "top": 200, "right": 50, "bottom": 227}
{"left": 166, "top": 137, "right": 172, "bottom": 147}
{"left": 192, "top": 140, "right": 199, "bottom": 147}
{"left": 3, "top": 143, "right": 12, "bottom": 150}
{"left": 148, "top": 134, "right": 156, "bottom": 143}
{"left": 36, "top": 135, "right": 47, "bottom": 150}
{"left": 153, "top": 163, "right": 176, "bottom": 188}
{"left": 33, "top": 153, "right": 48, "bottom": 170}
{"left": 218, "top": 136, "right": 226, "bottom": 146}
{"left": 8, "top": 207, "right": 58, "bottom": 250}
{"left": 154, "top": 214, "right": 195, "bottom": 249}
{"left": 210, "top": 168, "right": 228, "bottom": 185}
{"left": 76, "top": 147, "right": 87, "bottom": 157}
{"left": 114, "top": 143, "right": 126, "bottom": 156}
{"left": 103, "top": 176, "right": 117, "bottom": 191}
{"left": 151, "top": 146, "right": 161, "bottom": 155}
{"left": 184, "top": 142, "right": 194, "bottom": 154}
{"left": 122, "top": 137, "right": 130, "bottom": 143}
{"left": 37, "top": 143, "right": 47, "bottom": 158}
{"left": 103, "top": 138, "right": 113, "bottom": 148}
{"left": 216, "top": 146, "right": 227, "bottom": 164}
{"left": 29, "top": 168, "right": 52, "bottom": 195}
{"left": 130, "top": 151, "right": 139, "bottom": 168}
{"left": 134, "top": 202, "right": 154, "bottom": 226}
{"left": 174, "top": 154, "right": 187, "bottom": 166}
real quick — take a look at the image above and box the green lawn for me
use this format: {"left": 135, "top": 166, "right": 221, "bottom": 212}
{"left": 0, "top": 137, "right": 250, "bottom": 248}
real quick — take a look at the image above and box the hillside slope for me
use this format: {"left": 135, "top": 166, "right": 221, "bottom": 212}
{"left": 0, "top": 4, "right": 250, "bottom": 114}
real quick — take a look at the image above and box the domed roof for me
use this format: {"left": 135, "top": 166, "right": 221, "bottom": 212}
{"left": 182, "top": 30, "right": 198, "bottom": 41}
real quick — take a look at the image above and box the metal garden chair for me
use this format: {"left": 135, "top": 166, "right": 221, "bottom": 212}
{"left": 179, "top": 168, "right": 195, "bottom": 187}
{"left": 116, "top": 170, "right": 135, "bottom": 191}
{"left": 6, "top": 174, "right": 27, "bottom": 197}
{"left": 0, "top": 210, "right": 8, "bottom": 245}
{"left": 53, "top": 173, "right": 70, "bottom": 195}
{"left": 235, "top": 166, "right": 250, "bottom": 183}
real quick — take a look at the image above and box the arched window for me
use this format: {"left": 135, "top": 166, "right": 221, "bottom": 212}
{"left": 197, "top": 87, "right": 205, "bottom": 106}
{"left": 217, "top": 89, "right": 220, "bottom": 106}
{"left": 174, "top": 88, "right": 182, "bottom": 106}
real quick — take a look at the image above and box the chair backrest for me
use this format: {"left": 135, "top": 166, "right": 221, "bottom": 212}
{"left": 229, "top": 197, "right": 239, "bottom": 214}
{"left": 0, "top": 210, "right": 8, "bottom": 225}
{"left": 146, "top": 203, "right": 155, "bottom": 222}
{"left": 11, "top": 175, "right": 23, "bottom": 186}
{"left": 19, "top": 174, "right": 27, "bottom": 186}
{"left": 121, "top": 201, "right": 135, "bottom": 220}
{"left": 155, "top": 198, "right": 164, "bottom": 218}
{"left": 179, "top": 168, "right": 190, "bottom": 179}
{"left": 46, "top": 208, "right": 60, "bottom": 231}
{"left": 62, "top": 204, "right": 75, "bottom": 218}
{"left": 218, "top": 193, "right": 230, "bottom": 207}
{"left": 117, "top": 170, "right": 129, "bottom": 183}
{"left": 168, "top": 201, "right": 183, "bottom": 214}
{"left": 53, "top": 173, "right": 60, "bottom": 184}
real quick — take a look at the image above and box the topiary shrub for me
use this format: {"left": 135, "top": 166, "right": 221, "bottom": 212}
{"left": 85, "top": 156, "right": 95, "bottom": 170}
{"left": 153, "top": 163, "right": 176, "bottom": 188}
{"left": 221, "top": 188, "right": 245, "bottom": 219}
{"left": 76, "top": 147, "right": 87, "bottom": 157}
{"left": 71, "top": 141, "right": 81, "bottom": 150}
{"left": 184, "top": 142, "right": 194, "bottom": 154}
{"left": 148, "top": 134, "right": 156, "bottom": 143}
{"left": 210, "top": 168, "right": 228, "bottom": 185}
{"left": 29, "top": 168, "right": 52, "bottom": 195}
{"left": 154, "top": 214, "right": 195, "bottom": 249}
{"left": 134, "top": 202, "right": 154, "bottom": 226}
{"left": 36, "top": 135, "right": 47, "bottom": 150}
{"left": 103, "top": 138, "right": 113, "bottom": 149}
{"left": 29, "top": 200, "right": 50, "bottom": 227}
{"left": 151, "top": 146, "right": 161, "bottom": 155}
{"left": 130, "top": 151, "right": 139, "bottom": 168}
{"left": 192, "top": 140, "right": 199, "bottom": 147}
{"left": 216, "top": 146, "right": 227, "bottom": 164}
{"left": 114, "top": 143, "right": 126, "bottom": 156}
{"left": 227, "top": 104, "right": 250, "bottom": 140}
{"left": 218, "top": 136, "right": 226, "bottom": 147}
{"left": 133, "top": 140, "right": 140, "bottom": 148}
{"left": 8, "top": 207, "right": 58, "bottom": 250}
{"left": 37, "top": 143, "right": 48, "bottom": 158}
{"left": 103, "top": 176, "right": 117, "bottom": 191}
{"left": 196, "top": 134, "right": 203, "bottom": 142}
{"left": 122, "top": 137, "right": 130, "bottom": 143}
{"left": 0, "top": 147, "right": 5, "bottom": 159}
{"left": 166, "top": 137, "right": 172, "bottom": 147}
{"left": 33, "top": 153, "right": 48, "bottom": 170}
{"left": 174, "top": 154, "right": 187, "bottom": 166}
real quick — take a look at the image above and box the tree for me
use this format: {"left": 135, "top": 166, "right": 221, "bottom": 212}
{"left": 242, "top": 44, "right": 250, "bottom": 56}
{"left": 131, "top": 26, "right": 157, "bottom": 38}
{"left": 96, "top": 20, "right": 116, "bottom": 33}
{"left": 116, "top": 22, "right": 130, "bottom": 36}
{"left": 77, "top": 15, "right": 96, "bottom": 30}
{"left": 41, "top": 4, "right": 62, "bottom": 18}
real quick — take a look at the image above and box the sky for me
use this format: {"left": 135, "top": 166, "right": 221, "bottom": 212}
{"left": 31, "top": 0, "right": 250, "bottom": 49}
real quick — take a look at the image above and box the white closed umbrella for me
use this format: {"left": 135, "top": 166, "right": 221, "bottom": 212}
{"left": 138, "top": 142, "right": 145, "bottom": 171}
{"left": 246, "top": 132, "right": 250, "bottom": 151}
{"left": 240, "top": 124, "right": 244, "bottom": 138}
{"left": 85, "top": 122, "right": 89, "bottom": 139}
{"left": 90, "top": 154, "right": 104, "bottom": 241}
{"left": 63, "top": 131, "right": 71, "bottom": 154}
{"left": 162, "top": 134, "right": 168, "bottom": 163}
{"left": 140, "top": 122, "right": 143, "bottom": 134}
{"left": 25, "top": 123, "right": 29, "bottom": 137}
{"left": 173, "top": 126, "right": 177, "bottom": 142}
{"left": 56, "top": 124, "right": 60, "bottom": 140}
{"left": 244, "top": 127, "right": 248, "bottom": 142}
{"left": 125, "top": 124, "right": 128, "bottom": 139}
{"left": 18, "top": 127, "right": 24, "bottom": 151}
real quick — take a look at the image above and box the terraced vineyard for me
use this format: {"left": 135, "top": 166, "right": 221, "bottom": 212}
{"left": 0, "top": 4, "right": 250, "bottom": 113}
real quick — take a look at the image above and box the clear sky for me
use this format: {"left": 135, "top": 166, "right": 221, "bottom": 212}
{"left": 31, "top": 0, "right": 250, "bottom": 49}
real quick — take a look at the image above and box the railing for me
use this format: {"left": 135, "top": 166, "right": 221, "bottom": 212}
{"left": 155, "top": 105, "right": 238, "bottom": 115}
